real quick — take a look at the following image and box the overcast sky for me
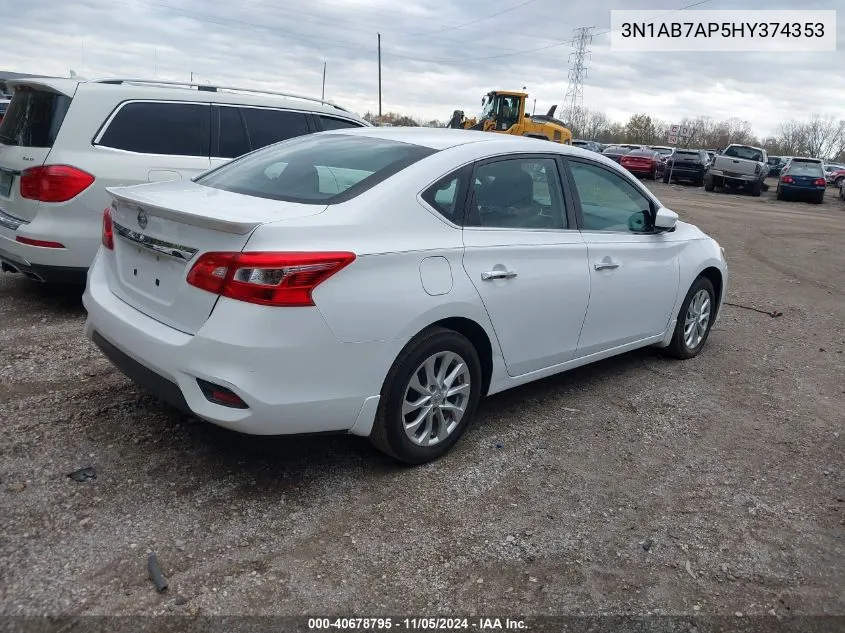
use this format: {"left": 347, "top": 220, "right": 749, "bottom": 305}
{"left": 2, "top": 0, "right": 843, "bottom": 136}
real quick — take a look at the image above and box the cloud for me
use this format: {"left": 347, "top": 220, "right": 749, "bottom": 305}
{"left": 2, "top": 0, "right": 843, "bottom": 136}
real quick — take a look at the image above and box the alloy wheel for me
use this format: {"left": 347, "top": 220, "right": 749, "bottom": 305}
{"left": 402, "top": 351, "right": 471, "bottom": 447}
{"left": 683, "top": 289, "right": 711, "bottom": 350}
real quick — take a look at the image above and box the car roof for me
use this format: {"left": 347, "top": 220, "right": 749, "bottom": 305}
{"left": 324, "top": 126, "right": 568, "bottom": 151}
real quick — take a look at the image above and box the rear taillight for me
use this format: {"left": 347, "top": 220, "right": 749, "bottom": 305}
{"left": 20, "top": 165, "right": 95, "bottom": 203}
{"left": 15, "top": 236, "right": 65, "bottom": 248}
{"left": 782, "top": 175, "right": 794, "bottom": 183}
{"left": 186, "top": 251, "right": 356, "bottom": 307}
{"left": 102, "top": 208, "right": 114, "bottom": 250}
{"left": 814, "top": 178, "right": 826, "bottom": 186}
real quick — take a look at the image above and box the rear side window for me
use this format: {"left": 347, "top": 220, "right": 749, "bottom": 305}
{"left": 98, "top": 102, "right": 209, "bottom": 156}
{"left": 0, "top": 89, "right": 71, "bottom": 148}
{"left": 422, "top": 169, "right": 468, "bottom": 225}
{"left": 319, "top": 115, "right": 363, "bottom": 131}
{"left": 196, "top": 134, "right": 436, "bottom": 204}
{"left": 217, "top": 106, "right": 250, "bottom": 158}
{"left": 241, "top": 108, "right": 309, "bottom": 149}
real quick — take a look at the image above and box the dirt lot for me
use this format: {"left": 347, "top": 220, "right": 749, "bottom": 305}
{"left": 1, "top": 179, "right": 843, "bottom": 623}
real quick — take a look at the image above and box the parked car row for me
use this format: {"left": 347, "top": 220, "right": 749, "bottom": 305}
{"left": 1, "top": 77, "right": 729, "bottom": 464}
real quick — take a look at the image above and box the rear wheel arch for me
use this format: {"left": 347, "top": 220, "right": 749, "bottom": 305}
{"left": 425, "top": 317, "right": 494, "bottom": 397}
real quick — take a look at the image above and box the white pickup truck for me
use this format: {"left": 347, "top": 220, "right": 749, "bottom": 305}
{"left": 705, "top": 144, "right": 769, "bottom": 196}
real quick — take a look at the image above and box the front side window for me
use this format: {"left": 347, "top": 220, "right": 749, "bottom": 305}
{"left": 98, "top": 102, "right": 208, "bottom": 156}
{"left": 196, "top": 134, "right": 436, "bottom": 204}
{"left": 470, "top": 157, "right": 566, "bottom": 230}
{"left": 568, "top": 161, "right": 653, "bottom": 232}
{"left": 241, "top": 108, "right": 309, "bottom": 149}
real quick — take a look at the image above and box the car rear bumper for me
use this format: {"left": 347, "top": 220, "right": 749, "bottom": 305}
{"left": 779, "top": 184, "right": 825, "bottom": 196}
{"left": 709, "top": 170, "right": 757, "bottom": 182}
{"left": 622, "top": 165, "right": 656, "bottom": 175}
{"left": 666, "top": 166, "right": 704, "bottom": 178}
{"left": 82, "top": 251, "right": 402, "bottom": 436}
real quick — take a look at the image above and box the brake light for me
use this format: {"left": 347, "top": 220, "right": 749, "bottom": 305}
{"left": 186, "top": 251, "right": 356, "bottom": 306}
{"left": 15, "top": 236, "right": 65, "bottom": 248}
{"left": 781, "top": 175, "right": 793, "bottom": 183}
{"left": 814, "top": 178, "right": 826, "bottom": 186}
{"left": 20, "top": 165, "right": 95, "bottom": 203}
{"left": 102, "top": 208, "right": 114, "bottom": 250}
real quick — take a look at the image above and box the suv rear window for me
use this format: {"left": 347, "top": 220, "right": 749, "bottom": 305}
{"left": 97, "top": 102, "right": 209, "bottom": 156}
{"left": 0, "top": 89, "right": 71, "bottom": 148}
{"left": 196, "top": 134, "right": 436, "bottom": 204}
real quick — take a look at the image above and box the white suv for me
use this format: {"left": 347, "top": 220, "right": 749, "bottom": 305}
{"left": 0, "top": 77, "right": 368, "bottom": 283}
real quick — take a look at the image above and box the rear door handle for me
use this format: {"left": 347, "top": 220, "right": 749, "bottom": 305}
{"left": 594, "top": 262, "right": 620, "bottom": 271}
{"left": 481, "top": 270, "right": 518, "bottom": 281}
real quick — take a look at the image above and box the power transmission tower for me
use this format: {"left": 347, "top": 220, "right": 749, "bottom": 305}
{"left": 562, "top": 27, "right": 593, "bottom": 132}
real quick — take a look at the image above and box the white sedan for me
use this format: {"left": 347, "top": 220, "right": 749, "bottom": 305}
{"left": 83, "top": 128, "right": 728, "bottom": 464}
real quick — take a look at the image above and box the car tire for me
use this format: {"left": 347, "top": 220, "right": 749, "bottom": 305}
{"left": 662, "top": 171, "right": 670, "bottom": 184}
{"left": 370, "top": 326, "right": 482, "bottom": 465}
{"left": 750, "top": 180, "right": 762, "bottom": 197}
{"left": 665, "top": 276, "right": 717, "bottom": 360}
{"left": 704, "top": 175, "right": 715, "bottom": 191}
{"left": 813, "top": 191, "right": 824, "bottom": 205}
{"left": 835, "top": 177, "right": 844, "bottom": 188}
{"left": 776, "top": 187, "right": 784, "bottom": 201}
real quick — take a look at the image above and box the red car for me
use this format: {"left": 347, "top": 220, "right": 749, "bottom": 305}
{"left": 828, "top": 168, "right": 845, "bottom": 188}
{"left": 620, "top": 149, "right": 665, "bottom": 180}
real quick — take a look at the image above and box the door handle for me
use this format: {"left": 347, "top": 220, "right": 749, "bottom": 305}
{"left": 594, "top": 262, "right": 620, "bottom": 271}
{"left": 481, "top": 270, "right": 518, "bottom": 281}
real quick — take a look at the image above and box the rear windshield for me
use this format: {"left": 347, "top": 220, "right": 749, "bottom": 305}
{"left": 626, "top": 150, "right": 654, "bottom": 157}
{"left": 723, "top": 145, "right": 763, "bottom": 161}
{"left": 787, "top": 161, "right": 823, "bottom": 176}
{"left": 196, "top": 134, "right": 436, "bottom": 204}
{"left": 603, "top": 146, "right": 629, "bottom": 154}
{"left": 675, "top": 150, "right": 700, "bottom": 157}
{"left": 0, "top": 89, "right": 71, "bottom": 148}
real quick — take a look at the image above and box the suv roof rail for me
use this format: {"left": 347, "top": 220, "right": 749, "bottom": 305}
{"left": 87, "top": 78, "right": 350, "bottom": 112}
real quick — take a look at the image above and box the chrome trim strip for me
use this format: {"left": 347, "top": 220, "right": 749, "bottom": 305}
{"left": 0, "top": 208, "right": 27, "bottom": 231}
{"left": 112, "top": 222, "right": 198, "bottom": 261}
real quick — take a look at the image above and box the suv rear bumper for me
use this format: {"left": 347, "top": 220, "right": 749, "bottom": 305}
{"left": 0, "top": 246, "right": 87, "bottom": 284}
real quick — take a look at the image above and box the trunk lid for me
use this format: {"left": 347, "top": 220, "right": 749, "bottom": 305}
{"left": 0, "top": 80, "right": 77, "bottom": 222}
{"left": 105, "top": 180, "right": 327, "bottom": 334}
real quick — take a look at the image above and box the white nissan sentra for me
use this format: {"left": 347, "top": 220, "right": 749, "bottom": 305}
{"left": 83, "top": 128, "right": 727, "bottom": 464}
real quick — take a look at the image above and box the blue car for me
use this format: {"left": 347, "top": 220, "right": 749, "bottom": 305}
{"left": 776, "top": 158, "right": 826, "bottom": 204}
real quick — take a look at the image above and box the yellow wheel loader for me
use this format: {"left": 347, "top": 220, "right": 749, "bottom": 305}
{"left": 447, "top": 90, "right": 572, "bottom": 144}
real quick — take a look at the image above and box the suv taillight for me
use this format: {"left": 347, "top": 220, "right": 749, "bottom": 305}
{"left": 20, "top": 165, "right": 95, "bottom": 203}
{"left": 186, "top": 251, "right": 356, "bottom": 307}
{"left": 102, "top": 208, "right": 114, "bottom": 250}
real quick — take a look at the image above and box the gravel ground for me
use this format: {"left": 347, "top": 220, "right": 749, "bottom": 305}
{"left": 0, "top": 179, "right": 843, "bottom": 623}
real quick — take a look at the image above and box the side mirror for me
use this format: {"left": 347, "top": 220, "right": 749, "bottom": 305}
{"left": 655, "top": 207, "right": 678, "bottom": 231}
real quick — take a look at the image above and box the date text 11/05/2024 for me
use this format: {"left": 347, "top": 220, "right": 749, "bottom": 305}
{"left": 307, "top": 618, "right": 528, "bottom": 630}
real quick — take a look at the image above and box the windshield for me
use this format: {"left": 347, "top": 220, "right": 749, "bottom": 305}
{"left": 196, "top": 134, "right": 436, "bottom": 204}
{"left": 0, "top": 89, "right": 71, "bottom": 147}
{"left": 480, "top": 95, "right": 495, "bottom": 120}
{"left": 653, "top": 148, "right": 673, "bottom": 155}
{"left": 723, "top": 145, "right": 763, "bottom": 161}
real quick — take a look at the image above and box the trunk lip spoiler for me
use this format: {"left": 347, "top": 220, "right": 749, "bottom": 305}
{"left": 107, "top": 186, "right": 262, "bottom": 236}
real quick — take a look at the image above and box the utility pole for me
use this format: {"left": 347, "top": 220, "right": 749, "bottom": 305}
{"left": 321, "top": 62, "right": 326, "bottom": 101}
{"left": 190, "top": 71, "right": 193, "bottom": 82}
{"left": 377, "top": 33, "right": 382, "bottom": 122}
{"left": 563, "top": 26, "right": 594, "bottom": 133}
